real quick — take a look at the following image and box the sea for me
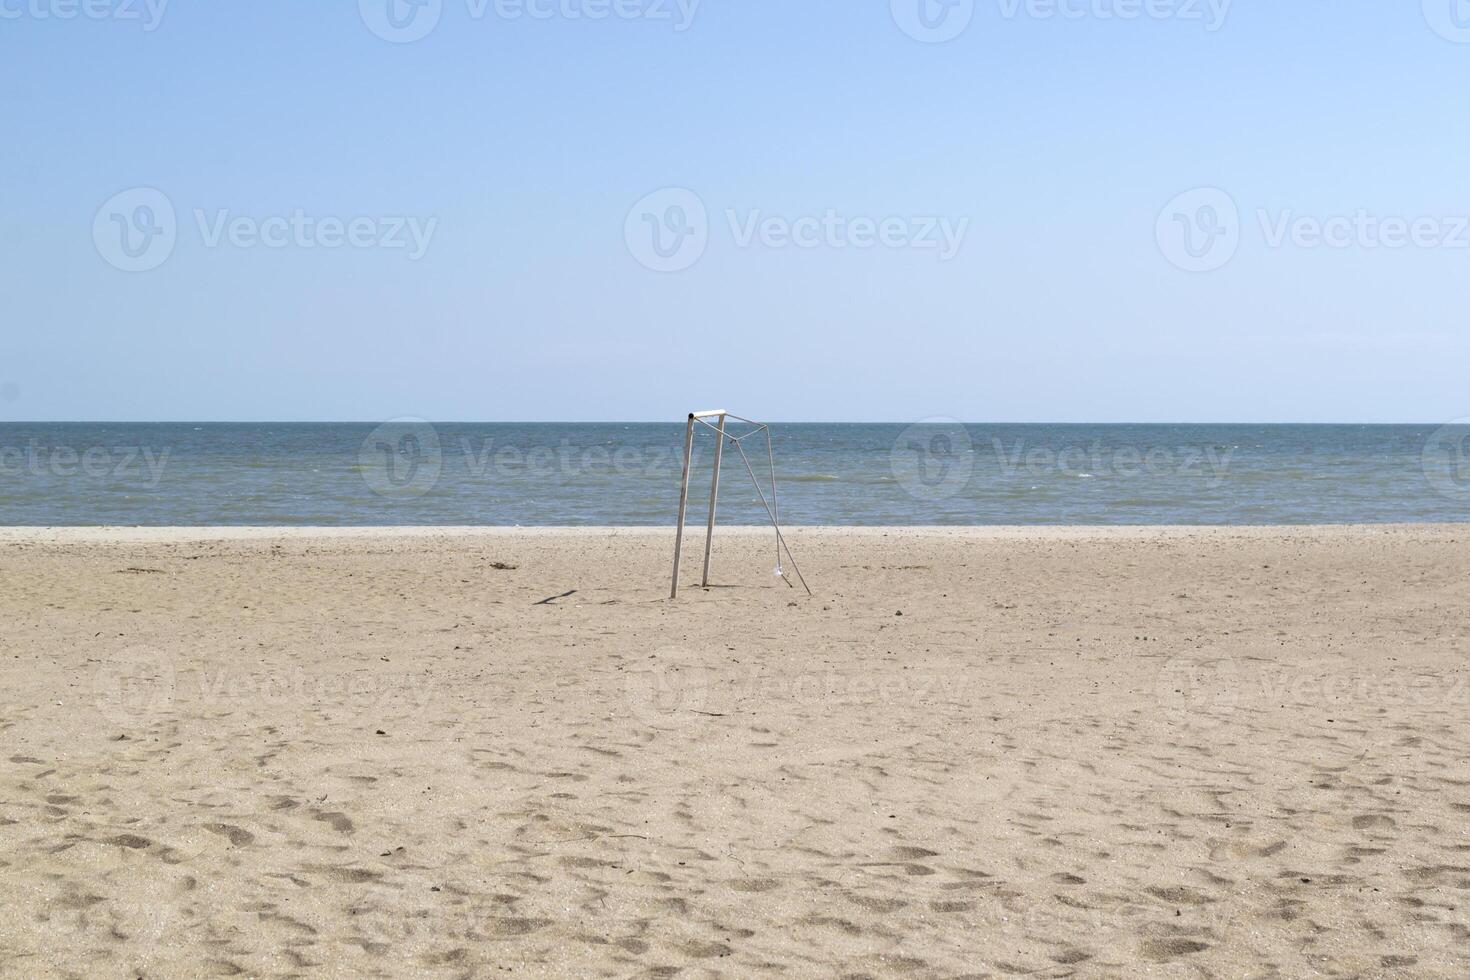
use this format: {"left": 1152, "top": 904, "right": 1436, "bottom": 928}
{"left": 0, "top": 422, "right": 1466, "bottom": 526}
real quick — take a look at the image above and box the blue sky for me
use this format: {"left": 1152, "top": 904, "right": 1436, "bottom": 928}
{"left": 3, "top": 1, "right": 1468, "bottom": 422}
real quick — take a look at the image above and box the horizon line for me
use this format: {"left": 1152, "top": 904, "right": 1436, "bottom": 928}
{"left": 0, "top": 419, "right": 1458, "bottom": 427}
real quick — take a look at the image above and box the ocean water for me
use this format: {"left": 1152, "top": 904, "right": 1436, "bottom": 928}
{"left": 0, "top": 422, "right": 1467, "bottom": 526}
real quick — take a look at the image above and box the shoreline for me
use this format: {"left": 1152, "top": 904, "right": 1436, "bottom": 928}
{"left": 0, "top": 522, "right": 1466, "bottom": 544}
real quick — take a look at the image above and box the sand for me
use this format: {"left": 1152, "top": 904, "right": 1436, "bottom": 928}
{"left": 1, "top": 525, "right": 1468, "bottom": 978}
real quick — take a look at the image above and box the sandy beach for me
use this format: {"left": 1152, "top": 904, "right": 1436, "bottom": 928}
{"left": 2, "top": 525, "right": 1468, "bottom": 978}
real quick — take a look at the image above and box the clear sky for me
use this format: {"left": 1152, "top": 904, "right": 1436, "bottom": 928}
{"left": 3, "top": 1, "right": 1468, "bottom": 423}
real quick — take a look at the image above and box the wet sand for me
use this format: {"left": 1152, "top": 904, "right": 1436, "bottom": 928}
{"left": 1, "top": 525, "right": 1468, "bottom": 978}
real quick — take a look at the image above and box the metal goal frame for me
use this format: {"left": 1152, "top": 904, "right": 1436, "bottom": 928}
{"left": 670, "top": 410, "right": 811, "bottom": 599}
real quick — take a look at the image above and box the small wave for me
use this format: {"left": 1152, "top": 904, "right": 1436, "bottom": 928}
{"left": 786, "top": 474, "right": 841, "bottom": 483}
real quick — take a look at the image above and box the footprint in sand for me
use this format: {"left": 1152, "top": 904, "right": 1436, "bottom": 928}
{"left": 310, "top": 810, "right": 355, "bottom": 834}
{"left": 728, "top": 878, "right": 781, "bottom": 893}
{"left": 110, "top": 834, "right": 153, "bottom": 850}
{"left": 1145, "top": 885, "right": 1216, "bottom": 906}
{"left": 204, "top": 823, "right": 255, "bottom": 846}
{"left": 1351, "top": 814, "right": 1396, "bottom": 832}
{"left": 1141, "top": 937, "right": 1210, "bottom": 961}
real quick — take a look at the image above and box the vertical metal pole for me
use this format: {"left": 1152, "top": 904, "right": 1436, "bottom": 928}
{"left": 765, "top": 426, "right": 780, "bottom": 573}
{"left": 671, "top": 414, "right": 697, "bottom": 599}
{"left": 701, "top": 413, "right": 726, "bottom": 587}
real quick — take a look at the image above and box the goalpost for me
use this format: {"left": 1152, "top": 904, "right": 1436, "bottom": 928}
{"left": 671, "top": 410, "right": 811, "bottom": 599}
